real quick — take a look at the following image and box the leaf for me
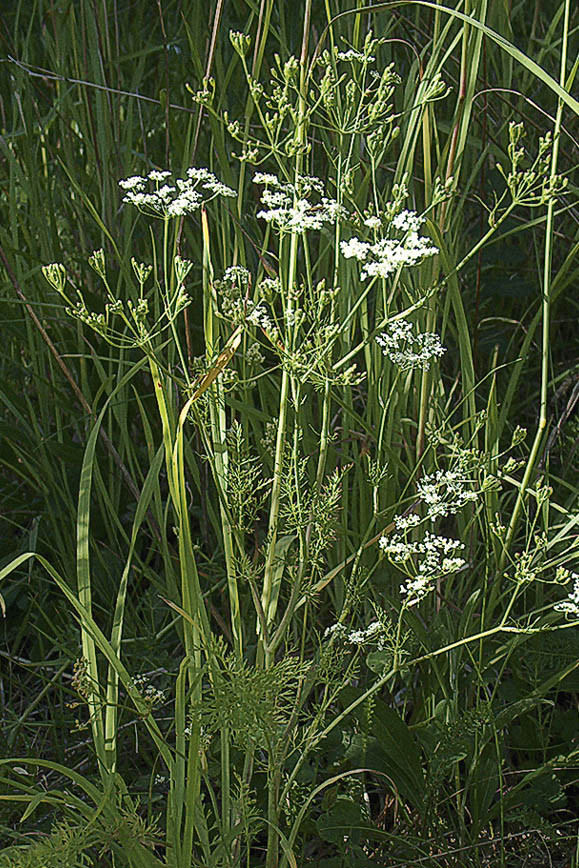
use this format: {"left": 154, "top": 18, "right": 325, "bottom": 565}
{"left": 317, "top": 797, "right": 371, "bottom": 846}
{"left": 469, "top": 746, "right": 499, "bottom": 834}
{"left": 366, "top": 649, "right": 393, "bottom": 674}
{"left": 340, "top": 693, "right": 425, "bottom": 811}
{"left": 191, "top": 324, "right": 243, "bottom": 400}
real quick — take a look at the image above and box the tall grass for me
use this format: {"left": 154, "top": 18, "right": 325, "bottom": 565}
{"left": 0, "top": 1, "right": 578, "bottom": 866}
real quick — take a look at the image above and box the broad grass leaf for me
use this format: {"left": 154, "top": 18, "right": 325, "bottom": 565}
{"left": 468, "top": 746, "right": 500, "bottom": 835}
{"left": 340, "top": 692, "right": 425, "bottom": 811}
{"left": 316, "top": 797, "right": 372, "bottom": 846}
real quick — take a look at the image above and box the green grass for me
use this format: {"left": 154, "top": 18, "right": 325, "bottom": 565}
{"left": 0, "top": 1, "right": 578, "bottom": 866}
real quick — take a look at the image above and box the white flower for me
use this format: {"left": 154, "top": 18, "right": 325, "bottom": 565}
{"left": 245, "top": 301, "right": 272, "bottom": 331}
{"left": 320, "top": 197, "right": 345, "bottom": 222}
{"left": 133, "top": 673, "right": 165, "bottom": 705}
{"left": 156, "top": 184, "right": 177, "bottom": 200}
{"left": 392, "top": 210, "right": 425, "bottom": 232}
{"left": 376, "top": 319, "right": 446, "bottom": 371}
{"left": 223, "top": 265, "right": 251, "bottom": 286}
{"left": 260, "top": 276, "right": 281, "bottom": 296}
{"left": 324, "top": 623, "right": 348, "bottom": 640}
{"left": 167, "top": 190, "right": 203, "bottom": 216}
{"left": 364, "top": 216, "right": 382, "bottom": 230}
{"left": 363, "top": 236, "right": 438, "bottom": 280}
{"left": 337, "top": 49, "right": 375, "bottom": 63}
{"left": 380, "top": 530, "right": 464, "bottom": 567}
{"left": 400, "top": 576, "right": 431, "bottom": 599}
{"left": 417, "top": 467, "right": 478, "bottom": 521}
{"left": 441, "top": 557, "right": 467, "bottom": 573}
{"left": 380, "top": 530, "right": 466, "bottom": 604}
{"left": 299, "top": 174, "right": 325, "bottom": 195}
{"left": 187, "top": 167, "right": 236, "bottom": 197}
{"left": 377, "top": 318, "right": 413, "bottom": 347}
{"left": 253, "top": 173, "right": 346, "bottom": 233}
{"left": 340, "top": 209, "right": 438, "bottom": 280}
{"left": 340, "top": 238, "right": 371, "bottom": 260}
{"left": 285, "top": 308, "right": 299, "bottom": 327}
{"left": 325, "top": 621, "right": 383, "bottom": 646}
{"left": 118, "top": 175, "right": 146, "bottom": 190}
{"left": 119, "top": 167, "right": 236, "bottom": 217}
{"left": 394, "top": 513, "right": 421, "bottom": 531}
{"left": 209, "top": 181, "right": 237, "bottom": 198}
{"left": 555, "top": 574, "right": 579, "bottom": 616}
{"left": 347, "top": 621, "right": 382, "bottom": 645}
{"left": 148, "top": 169, "right": 172, "bottom": 182}
{"left": 253, "top": 172, "right": 281, "bottom": 186}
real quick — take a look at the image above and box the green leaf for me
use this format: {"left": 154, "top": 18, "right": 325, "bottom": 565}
{"left": 340, "top": 693, "right": 425, "bottom": 811}
{"left": 317, "top": 797, "right": 371, "bottom": 846}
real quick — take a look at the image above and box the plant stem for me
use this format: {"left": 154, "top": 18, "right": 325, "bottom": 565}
{"left": 501, "top": 0, "right": 569, "bottom": 568}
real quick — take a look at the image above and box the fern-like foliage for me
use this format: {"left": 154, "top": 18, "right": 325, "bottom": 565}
{"left": 190, "top": 636, "right": 311, "bottom": 751}
{"left": 226, "top": 420, "right": 270, "bottom": 534}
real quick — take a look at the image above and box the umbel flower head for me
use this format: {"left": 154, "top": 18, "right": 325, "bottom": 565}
{"left": 253, "top": 172, "right": 346, "bottom": 233}
{"left": 340, "top": 209, "right": 438, "bottom": 280}
{"left": 555, "top": 574, "right": 579, "bottom": 616}
{"left": 376, "top": 318, "right": 446, "bottom": 372}
{"left": 379, "top": 530, "right": 466, "bottom": 605}
{"left": 119, "top": 167, "right": 236, "bottom": 218}
{"left": 417, "top": 465, "right": 478, "bottom": 520}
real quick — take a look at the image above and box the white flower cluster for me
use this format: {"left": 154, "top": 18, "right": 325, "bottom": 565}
{"left": 340, "top": 238, "right": 371, "bottom": 259}
{"left": 222, "top": 265, "right": 251, "bottom": 287}
{"left": 347, "top": 621, "right": 383, "bottom": 645}
{"left": 364, "top": 215, "right": 382, "bottom": 230}
{"left": 394, "top": 513, "right": 421, "bottom": 531}
{"left": 337, "top": 49, "right": 375, "bottom": 63}
{"left": 259, "top": 276, "right": 282, "bottom": 297}
{"left": 340, "top": 210, "right": 438, "bottom": 280}
{"left": 245, "top": 300, "right": 273, "bottom": 331}
{"left": 133, "top": 673, "right": 165, "bottom": 706}
{"left": 324, "top": 620, "right": 384, "bottom": 647}
{"left": 417, "top": 467, "right": 478, "bottom": 521}
{"left": 253, "top": 172, "right": 346, "bottom": 233}
{"left": 379, "top": 531, "right": 466, "bottom": 603}
{"left": 555, "top": 574, "right": 579, "bottom": 616}
{"left": 391, "top": 209, "right": 425, "bottom": 232}
{"left": 119, "top": 167, "right": 236, "bottom": 217}
{"left": 376, "top": 318, "right": 446, "bottom": 371}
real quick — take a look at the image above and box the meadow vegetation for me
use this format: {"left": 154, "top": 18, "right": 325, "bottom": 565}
{"left": 0, "top": 1, "right": 578, "bottom": 866}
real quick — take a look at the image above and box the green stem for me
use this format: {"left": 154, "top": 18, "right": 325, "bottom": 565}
{"left": 264, "top": 10, "right": 312, "bottom": 867}
{"left": 202, "top": 210, "right": 243, "bottom": 656}
{"left": 500, "top": 0, "right": 569, "bottom": 568}
{"left": 260, "top": 364, "right": 291, "bottom": 645}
